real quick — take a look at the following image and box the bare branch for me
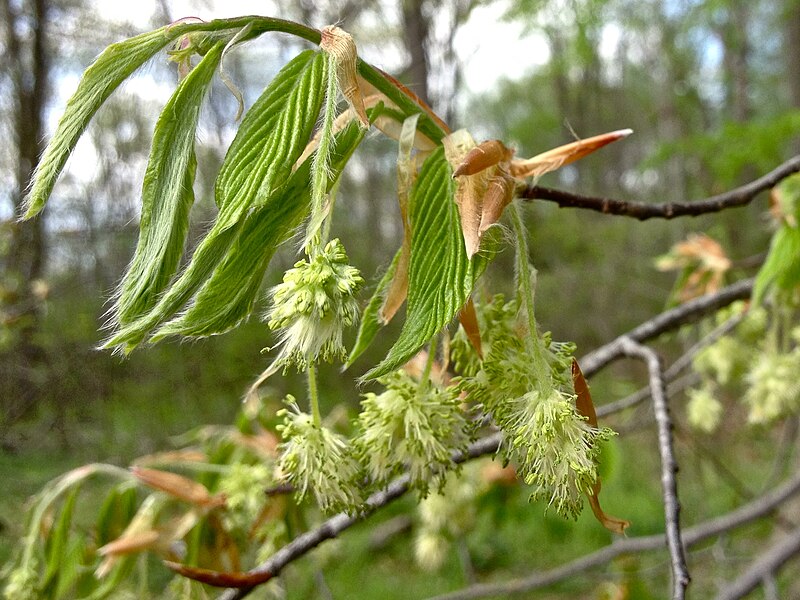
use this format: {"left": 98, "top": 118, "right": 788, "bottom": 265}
{"left": 715, "top": 527, "right": 800, "bottom": 600}
{"left": 425, "top": 467, "right": 800, "bottom": 600}
{"left": 518, "top": 155, "right": 800, "bottom": 220}
{"left": 596, "top": 312, "right": 744, "bottom": 418}
{"left": 580, "top": 278, "right": 753, "bottom": 377}
{"left": 618, "top": 337, "right": 690, "bottom": 599}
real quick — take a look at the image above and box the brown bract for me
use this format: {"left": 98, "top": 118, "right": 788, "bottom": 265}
{"left": 447, "top": 129, "right": 632, "bottom": 259}
{"left": 132, "top": 466, "right": 227, "bottom": 509}
{"left": 572, "top": 359, "right": 630, "bottom": 535}
{"left": 320, "top": 26, "right": 368, "bottom": 127}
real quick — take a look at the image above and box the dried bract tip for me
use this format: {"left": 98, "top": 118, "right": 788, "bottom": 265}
{"left": 132, "top": 467, "right": 226, "bottom": 509}
{"left": 509, "top": 128, "right": 633, "bottom": 179}
{"left": 453, "top": 139, "right": 514, "bottom": 178}
{"left": 321, "top": 26, "right": 368, "bottom": 127}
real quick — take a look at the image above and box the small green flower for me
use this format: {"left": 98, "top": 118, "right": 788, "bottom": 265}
{"left": 277, "top": 398, "right": 361, "bottom": 513}
{"left": 686, "top": 386, "right": 723, "bottom": 433}
{"left": 267, "top": 239, "right": 363, "bottom": 371}
{"left": 506, "top": 388, "right": 612, "bottom": 518}
{"left": 744, "top": 350, "right": 800, "bottom": 424}
{"left": 218, "top": 463, "right": 274, "bottom": 534}
{"left": 354, "top": 371, "right": 470, "bottom": 493}
{"left": 693, "top": 336, "right": 749, "bottom": 386}
{"left": 414, "top": 465, "right": 481, "bottom": 570}
{"left": 3, "top": 553, "right": 40, "bottom": 600}
{"left": 459, "top": 298, "right": 613, "bottom": 520}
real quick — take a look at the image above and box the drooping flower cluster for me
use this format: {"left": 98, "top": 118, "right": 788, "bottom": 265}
{"left": 686, "top": 386, "right": 723, "bottom": 433}
{"left": 276, "top": 398, "right": 362, "bottom": 513}
{"left": 217, "top": 463, "right": 275, "bottom": 535}
{"left": 744, "top": 350, "right": 800, "bottom": 424}
{"left": 354, "top": 370, "right": 470, "bottom": 494}
{"left": 414, "top": 465, "right": 481, "bottom": 570}
{"left": 267, "top": 238, "right": 363, "bottom": 372}
{"left": 459, "top": 297, "right": 614, "bottom": 519}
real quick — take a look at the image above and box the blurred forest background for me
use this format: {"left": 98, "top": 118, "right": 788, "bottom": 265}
{"left": 2, "top": 0, "right": 800, "bottom": 598}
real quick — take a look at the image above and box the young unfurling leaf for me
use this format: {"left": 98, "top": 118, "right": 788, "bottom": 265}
{"left": 366, "top": 148, "right": 486, "bottom": 379}
{"left": 114, "top": 42, "right": 224, "bottom": 326}
{"left": 105, "top": 50, "right": 326, "bottom": 352}
{"left": 23, "top": 27, "right": 185, "bottom": 218}
{"left": 155, "top": 115, "right": 371, "bottom": 339}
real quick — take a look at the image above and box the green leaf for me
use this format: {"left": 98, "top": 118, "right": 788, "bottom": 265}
{"left": 753, "top": 224, "right": 800, "bottom": 305}
{"left": 365, "top": 147, "right": 489, "bottom": 379}
{"left": 345, "top": 249, "right": 401, "bottom": 369}
{"left": 115, "top": 42, "right": 224, "bottom": 326}
{"left": 104, "top": 50, "right": 326, "bottom": 352}
{"left": 42, "top": 486, "right": 81, "bottom": 592}
{"left": 96, "top": 484, "right": 139, "bottom": 547}
{"left": 23, "top": 27, "right": 183, "bottom": 218}
{"left": 154, "top": 116, "right": 370, "bottom": 339}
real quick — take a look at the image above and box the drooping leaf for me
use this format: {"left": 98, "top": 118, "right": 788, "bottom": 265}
{"left": 104, "top": 50, "right": 326, "bottom": 352}
{"left": 115, "top": 42, "right": 224, "bottom": 326}
{"left": 154, "top": 115, "right": 370, "bottom": 339}
{"left": 366, "top": 147, "right": 489, "bottom": 379}
{"left": 23, "top": 26, "right": 184, "bottom": 218}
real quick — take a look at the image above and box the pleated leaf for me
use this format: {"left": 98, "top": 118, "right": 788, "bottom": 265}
{"left": 365, "top": 147, "right": 487, "bottom": 379}
{"left": 753, "top": 224, "right": 800, "bottom": 305}
{"left": 23, "top": 26, "right": 182, "bottom": 218}
{"left": 115, "top": 43, "right": 224, "bottom": 326}
{"left": 154, "top": 117, "right": 370, "bottom": 339}
{"left": 104, "top": 50, "right": 326, "bottom": 352}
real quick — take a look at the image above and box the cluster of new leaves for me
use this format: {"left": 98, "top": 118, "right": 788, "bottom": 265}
{"left": 9, "top": 15, "right": 634, "bottom": 595}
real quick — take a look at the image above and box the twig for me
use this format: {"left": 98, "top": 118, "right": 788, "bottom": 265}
{"left": 580, "top": 279, "right": 753, "bottom": 377}
{"left": 714, "top": 526, "right": 800, "bottom": 600}
{"left": 218, "top": 433, "right": 503, "bottom": 599}
{"left": 424, "top": 467, "right": 800, "bottom": 600}
{"left": 216, "top": 282, "right": 751, "bottom": 598}
{"left": 518, "top": 155, "right": 800, "bottom": 220}
{"left": 618, "top": 337, "right": 690, "bottom": 599}
{"left": 596, "top": 312, "right": 744, "bottom": 418}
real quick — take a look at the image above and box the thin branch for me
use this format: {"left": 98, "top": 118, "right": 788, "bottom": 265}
{"left": 518, "top": 155, "right": 800, "bottom": 220}
{"left": 714, "top": 526, "right": 800, "bottom": 600}
{"left": 618, "top": 338, "right": 690, "bottom": 599}
{"left": 215, "top": 281, "right": 751, "bottom": 598}
{"left": 596, "top": 312, "right": 744, "bottom": 418}
{"left": 580, "top": 279, "right": 753, "bottom": 377}
{"left": 217, "top": 434, "right": 502, "bottom": 599}
{"left": 425, "top": 467, "right": 800, "bottom": 600}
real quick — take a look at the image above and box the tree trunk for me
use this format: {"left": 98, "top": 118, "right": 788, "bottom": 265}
{"left": 0, "top": 0, "right": 51, "bottom": 442}
{"left": 401, "top": 0, "right": 431, "bottom": 106}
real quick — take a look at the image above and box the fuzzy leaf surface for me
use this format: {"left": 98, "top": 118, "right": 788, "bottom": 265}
{"left": 155, "top": 118, "right": 370, "bottom": 338}
{"left": 105, "top": 50, "right": 326, "bottom": 352}
{"left": 366, "top": 148, "right": 487, "bottom": 379}
{"left": 24, "top": 27, "right": 181, "bottom": 218}
{"left": 115, "top": 43, "right": 223, "bottom": 326}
